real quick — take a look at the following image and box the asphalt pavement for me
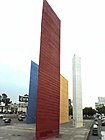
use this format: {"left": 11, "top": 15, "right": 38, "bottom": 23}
{"left": 87, "top": 119, "right": 105, "bottom": 140}
{"left": 0, "top": 117, "right": 93, "bottom": 140}
{"left": 0, "top": 118, "right": 35, "bottom": 140}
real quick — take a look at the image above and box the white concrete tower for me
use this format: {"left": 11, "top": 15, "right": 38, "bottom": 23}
{"left": 72, "top": 54, "right": 83, "bottom": 127}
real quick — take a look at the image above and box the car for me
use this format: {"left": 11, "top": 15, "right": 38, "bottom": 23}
{"left": 95, "top": 121, "right": 98, "bottom": 126}
{"left": 92, "top": 124, "right": 98, "bottom": 135}
{"left": 18, "top": 115, "right": 23, "bottom": 121}
{"left": 101, "top": 118, "right": 104, "bottom": 122}
{"left": 18, "top": 114, "right": 25, "bottom": 119}
{"left": 102, "top": 117, "right": 105, "bottom": 120}
{"left": 101, "top": 131, "right": 105, "bottom": 139}
{"left": 0, "top": 114, "right": 3, "bottom": 118}
{"left": 4, "top": 118, "right": 11, "bottom": 124}
{"left": 95, "top": 118, "right": 98, "bottom": 121}
{"left": 2, "top": 117, "right": 6, "bottom": 121}
{"left": 99, "top": 116, "right": 101, "bottom": 120}
{"left": 102, "top": 121, "right": 105, "bottom": 126}
{"left": 21, "top": 115, "right": 25, "bottom": 119}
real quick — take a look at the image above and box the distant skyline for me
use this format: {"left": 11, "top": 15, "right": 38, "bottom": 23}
{"left": 1, "top": 0, "right": 105, "bottom": 108}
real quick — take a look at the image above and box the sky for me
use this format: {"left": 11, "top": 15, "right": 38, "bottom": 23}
{"left": 0, "top": 0, "right": 105, "bottom": 108}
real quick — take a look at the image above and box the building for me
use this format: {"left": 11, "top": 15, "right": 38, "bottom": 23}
{"left": 72, "top": 55, "right": 83, "bottom": 127}
{"left": 60, "top": 75, "right": 69, "bottom": 124}
{"left": 98, "top": 97, "right": 105, "bottom": 105}
{"left": 17, "top": 94, "right": 28, "bottom": 115}
{"left": 95, "top": 102, "right": 104, "bottom": 109}
{"left": 0, "top": 102, "right": 5, "bottom": 113}
{"left": 95, "top": 97, "right": 105, "bottom": 109}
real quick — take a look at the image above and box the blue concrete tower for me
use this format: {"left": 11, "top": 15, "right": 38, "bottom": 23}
{"left": 26, "top": 61, "right": 38, "bottom": 123}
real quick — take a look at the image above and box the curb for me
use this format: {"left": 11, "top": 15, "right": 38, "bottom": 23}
{"left": 86, "top": 121, "right": 94, "bottom": 140}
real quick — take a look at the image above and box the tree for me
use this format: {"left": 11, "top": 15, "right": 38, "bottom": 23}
{"left": 1, "top": 93, "right": 12, "bottom": 113}
{"left": 69, "top": 106, "right": 73, "bottom": 116}
{"left": 96, "top": 106, "right": 105, "bottom": 114}
{"left": 2, "top": 93, "right": 7, "bottom": 99}
{"left": 0, "top": 95, "right": 2, "bottom": 104}
{"left": 0, "top": 95, "right": 3, "bottom": 113}
{"left": 83, "top": 107, "right": 96, "bottom": 116}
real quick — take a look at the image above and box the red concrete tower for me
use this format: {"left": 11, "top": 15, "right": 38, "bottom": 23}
{"left": 36, "top": 0, "right": 60, "bottom": 139}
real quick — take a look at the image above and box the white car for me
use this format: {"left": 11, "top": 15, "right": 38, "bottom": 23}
{"left": 99, "top": 116, "right": 101, "bottom": 120}
{"left": 101, "top": 131, "right": 105, "bottom": 140}
{"left": 92, "top": 124, "right": 98, "bottom": 135}
{"left": 2, "top": 117, "right": 6, "bottom": 121}
{"left": 93, "top": 124, "right": 98, "bottom": 128}
{"left": 4, "top": 118, "right": 11, "bottom": 123}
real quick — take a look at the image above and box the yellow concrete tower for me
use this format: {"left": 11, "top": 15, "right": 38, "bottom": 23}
{"left": 60, "top": 75, "right": 69, "bottom": 124}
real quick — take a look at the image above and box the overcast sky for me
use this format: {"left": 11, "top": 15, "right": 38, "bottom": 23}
{"left": 0, "top": 0, "right": 105, "bottom": 108}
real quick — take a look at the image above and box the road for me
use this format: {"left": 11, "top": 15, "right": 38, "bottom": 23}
{"left": 0, "top": 117, "right": 26, "bottom": 126}
{"left": 87, "top": 119, "right": 105, "bottom": 140}
{"left": 0, "top": 117, "right": 93, "bottom": 140}
{"left": 0, "top": 116, "right": 35, "bottom": 140}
